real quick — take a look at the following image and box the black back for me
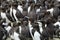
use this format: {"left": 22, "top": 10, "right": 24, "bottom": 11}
{"left": 6, "top": 11, "right": 15, "bottom": 22}
{"left": 16, "top": 9, "right": 24, "bottom": 20}
{"left": 53, "top": 7, "right": 60, "bottom": 19}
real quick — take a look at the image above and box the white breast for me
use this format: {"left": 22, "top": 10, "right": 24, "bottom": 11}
{"left": 57, "top": 0, "right": 60, "bottom": 2}
{"left": 47, "top": 8, "right": 54, "bottom": 16}
{"left": 5, "top": 26, "right": 12, "bottom": 33}
{"left": 1, "top": 12, "right": 10, "bottom": 23}
{"left": 17, "top": 5, "right": 23, "bottom": 13}
{"left": 14, "top": 32, "right": 20, "bottom": 40}
{"left": 28, "top": 21, "right": 33, "bottom": 38}
{"left": 36, "top": 9, "right": 40, "bottom": 13}
{"left": 54, "top": 21, "right": 60, "bottom": 29}
{"left": 33, "top": 31, "right": 40, "bottom": 40}
{"left": 37, "top": 22, "right": 43, "bottom": 33}
{"left": 34, "top": 0, "right": 37, "bottom": 3}
{"left": 13, "top": 9, "right": 18, "bottom": 22}
{"left": 10, "top": 6, "right": 13, "bottom": 16}
{"left": 54, "top": 22, "right": 60, "bottom": 26}
{"left": 19, "top": 26, "right": 22, "bottom": 34}
{"left": 1, "top": 12, "right": 6, "bottom": 19}
{"left": 28, "top": 6, "right": 31, "bottom": 13}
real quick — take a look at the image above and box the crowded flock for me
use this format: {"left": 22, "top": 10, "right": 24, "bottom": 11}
{"left": 0, "top": 0, "right": 60, "bottom": 40}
